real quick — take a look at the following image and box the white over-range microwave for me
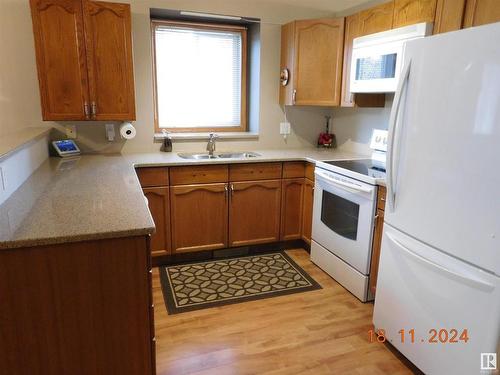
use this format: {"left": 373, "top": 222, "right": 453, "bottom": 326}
{"left": 350, "top": 22, "right": 433, "bottom": 93}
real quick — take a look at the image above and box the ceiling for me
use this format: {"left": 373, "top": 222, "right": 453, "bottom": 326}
{"left": 262, "top": 0, "right": 380, "bottom": 14}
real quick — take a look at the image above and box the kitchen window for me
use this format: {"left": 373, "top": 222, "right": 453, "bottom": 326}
{"left": 152, "top": 20, "right": 247, "bottom": 133}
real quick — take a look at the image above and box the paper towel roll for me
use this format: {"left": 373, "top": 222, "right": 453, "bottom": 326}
{"left": 120, "top": 122, "right": 136, "bottom": 140}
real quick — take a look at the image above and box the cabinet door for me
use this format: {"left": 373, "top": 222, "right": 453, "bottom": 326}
{"left": 463, "top": 0, "right": 500, "bottom": 27}
{"left": 170, "top": 184, "right": 228, "bottom": 253}
{"left": 229, "top": 180, "right": 281, "bottom": 246}
{"left": 393, "top": 0, "right": 437, "bottom": 28}
{"left": 279, "top": 22, "right": 296, "bottom": 106}
{"left": 280, "top": 178, "right": 304, "bottom": 241}
{"left": 293, "top": 18, "right": 345, "bottom": 106}
{"left": 30, "top": 0, "right": 90, "bottom": 120}
{"left": 359, "top": 1, "right": 394, "bottom": 35}
{"left": 368, "top": 208, "right": 385, "bottom": 295}
{"left": 83, "top": 0, "right": 136, "bottom": 120}
{"left": 433, "top": 0, "right": 467, "bottom": 34}
{"left": 340, "top": 13, "right": 385, "bottom": 108}
{"left": 143, "top": 187, "right": 171, "bottom": 256}
{"left": 301, "top": 178, "right": 314, "bottom": 244}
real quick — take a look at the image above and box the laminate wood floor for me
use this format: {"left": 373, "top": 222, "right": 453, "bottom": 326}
{"left": 153, "top": 249, "right": 419, "bottom": 375}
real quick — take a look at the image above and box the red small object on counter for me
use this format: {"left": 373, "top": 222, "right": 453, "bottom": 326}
{"left": 317, "top": 116, "right": 337, "bottom": 148}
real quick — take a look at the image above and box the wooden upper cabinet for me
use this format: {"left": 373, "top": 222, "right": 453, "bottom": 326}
{"left": 279, "top": 22, "right": 296, "bottom": 106}
{"left": 280, "top": 18, "right": 345, "bottom": 106}
{"left": 143, "top": 187, "right": 171, "bottom": 256}
{"left": 340, "top": 13, "right": 385, "bottom": 108}
{"left": 170, "top": 183, "right": 228, "bottom": 253}
{"left": 294, "top": 18, "right": 345, "bottom": 106}
{"left": 30, "top": 0, "right": 90, "bottom": 120}
{"left": 392, "top": 0, "right": 437, "bottom": 28}
{"left": 433, "top": 0, "right": 467, "bottom": 34}
{"left": 30, "top": 0, "right": 136, "bottom": 121}
{"left": 358, "top": 1, "right": 394, "bottom": 35}
{"left": 83, "top": 0, "right": 135, "bottom": 120}
{"left": 229, "top": 180, "right": 281, "bottom": 247}
{"left": 463, "top": 0, "right": 500, "bottom": 27}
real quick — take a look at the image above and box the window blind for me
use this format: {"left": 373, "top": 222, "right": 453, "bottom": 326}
{"left": 154, "top": 24, "right": 243, "bottom": 129}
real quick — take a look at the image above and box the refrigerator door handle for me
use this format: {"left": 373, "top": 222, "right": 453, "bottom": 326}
{"left": 386, "top": 232, "right": 494, "bottom": 292}
{"left": 387, "top": 59, "right": 412, "bottom": 213}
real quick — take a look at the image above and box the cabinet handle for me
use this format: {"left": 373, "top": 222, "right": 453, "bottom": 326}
{"left": 380, "top": 197, "right": 386, "bottom": 202}
{"left": 84, "top": 102, "right": 90, "bottom": 119}
{"left": 224, "top": 184, "right": 229, "bottom": 200}
{"left": 230, "top": 183, "right": 234, "bottom": 197}
{"left": 91, "top": 101, "right": 97, "bottom": 119}
{"left": 292, "top": 89, "right": 297, "bottom": 104}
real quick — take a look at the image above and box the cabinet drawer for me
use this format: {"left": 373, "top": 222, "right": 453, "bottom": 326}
{"left": 283, "top": 161, "right": 306, "bottom": 178}
{"left": 229, "top": 163, "right": 283, "bottom": 181}
{"left": 305, "top": 162, "right": 315, "bottom": 181}
{"left": 170, "top": 165, "right": 228, "bottom": 185}
{"left": 136, "top": 167, "right": 169, "bottom": 187}
{"left": 377, "top": 185, "right": 387, "bottom": 211}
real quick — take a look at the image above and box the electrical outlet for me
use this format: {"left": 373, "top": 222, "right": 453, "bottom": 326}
{"left": 66, "top": 125, "right": 77, "bottom": 139}
{"left": 280, "top": 121, "right": 291, "bottom": 135}
{"left": 105, "top": 123, "right": 116, "bottom": 142}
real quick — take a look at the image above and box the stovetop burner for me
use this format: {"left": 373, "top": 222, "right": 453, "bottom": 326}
{"left": 323, "top": 159, "right": 386, "bottom": 177}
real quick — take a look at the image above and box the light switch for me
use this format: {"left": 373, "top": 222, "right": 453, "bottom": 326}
{"left": 280, "top": 122, "right": 291, "bottom": 135}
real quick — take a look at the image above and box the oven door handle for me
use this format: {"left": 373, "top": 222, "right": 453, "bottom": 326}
{"left": 315, "top": 170, "right": 373, "bottom": 193}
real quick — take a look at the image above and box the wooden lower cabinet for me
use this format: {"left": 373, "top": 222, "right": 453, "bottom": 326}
{"left": 143, "top": 187, "right": 171, "bottom": 256}
{"left": 301, "top": 178, "right": 315, "bottom": 244}
{"left": 280, "top": 178, "right": 304, "bottom": 240}
{"left": 170, "top": 183, "right": 228, "bottom": 253}
{"left": 0, "top": 236, "right": 154, "bottom": 375}
{"left": 369, "top": 208, "right": 385, "bottom": 295}
{"left": 229, "top": 180, "right": 282, "bottom": 247}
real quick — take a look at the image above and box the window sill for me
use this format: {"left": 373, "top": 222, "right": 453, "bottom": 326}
{"left": 154, "top": 132, "right": 259, "bottom": 142}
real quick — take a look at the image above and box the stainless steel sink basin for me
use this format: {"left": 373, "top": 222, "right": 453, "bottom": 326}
{"left": 177, "top": 153, "right": 218, "bottom": 160}
{"left": 217, "top": 152, "right": 261, "bottom": 159}
{"left": 178, "top": 152, "right": 261, "bottom": 160}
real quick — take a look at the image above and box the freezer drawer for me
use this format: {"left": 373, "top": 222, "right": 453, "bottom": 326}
{"left": 373, "top": 224, "right": 500, "bottom": 375}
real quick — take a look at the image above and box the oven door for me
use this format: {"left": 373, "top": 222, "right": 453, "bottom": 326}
{"left": 350, "top": 40, "right": 404, "bottom": 93}
{"left": 312, "top": 169, "right": 376, "bottom": 275}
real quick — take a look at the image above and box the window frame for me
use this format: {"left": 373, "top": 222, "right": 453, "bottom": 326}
{"left": 151, "top": 20, "right": 248, "bottom": 133}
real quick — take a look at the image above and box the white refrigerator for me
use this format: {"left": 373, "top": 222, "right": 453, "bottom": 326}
{"left": 373, "top": 23, "right": 500, "bottom": 375}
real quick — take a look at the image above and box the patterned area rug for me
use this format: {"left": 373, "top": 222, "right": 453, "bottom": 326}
{"left": 159, "top": 252, "right": 322, "bottom": 314}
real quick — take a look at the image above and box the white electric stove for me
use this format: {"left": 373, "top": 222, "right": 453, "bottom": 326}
{"left": 311, "top": 130, "right": 387, "bottom": 302}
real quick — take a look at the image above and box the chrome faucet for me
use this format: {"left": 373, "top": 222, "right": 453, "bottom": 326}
{"left": 206, "top": 133, "right": 218, "bottom": 157}
{"left": 160, "top": 129, "right": 172, "bottom": 152}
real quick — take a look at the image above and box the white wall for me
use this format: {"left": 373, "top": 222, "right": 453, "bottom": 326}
{"left": 0, "top": 0, "right": 47, "bottom": 137}
{"left": 332, "top": 96, "right": 393, "bottom": 155}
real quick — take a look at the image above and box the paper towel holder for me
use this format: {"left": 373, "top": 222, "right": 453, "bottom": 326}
{"left": 120, "top": 122, "right": 136, "bottom": 140}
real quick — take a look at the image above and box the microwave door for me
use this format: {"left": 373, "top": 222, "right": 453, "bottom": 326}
{"left": 350, "top": 40, "right": 404, "bottom": 93}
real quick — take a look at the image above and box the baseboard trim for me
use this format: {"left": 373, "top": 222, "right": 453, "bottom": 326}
{"left": 152, "top": 239, "right": 309, "bottom": 267}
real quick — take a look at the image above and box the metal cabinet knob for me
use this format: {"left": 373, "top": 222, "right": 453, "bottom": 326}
{"left": 84, "top": 102, "right": 90, "bottom": 119}
{"left": 91, "top": 101, "right": 97, "bottom": 119}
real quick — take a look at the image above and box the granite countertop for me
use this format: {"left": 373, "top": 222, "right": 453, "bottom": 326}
{"left": 0, "top": 148, "right": 371, "bottom": 250}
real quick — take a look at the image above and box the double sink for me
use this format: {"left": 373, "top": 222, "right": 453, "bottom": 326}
{"left": 178, "top": 151, "right": 261, "bottom": 160}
